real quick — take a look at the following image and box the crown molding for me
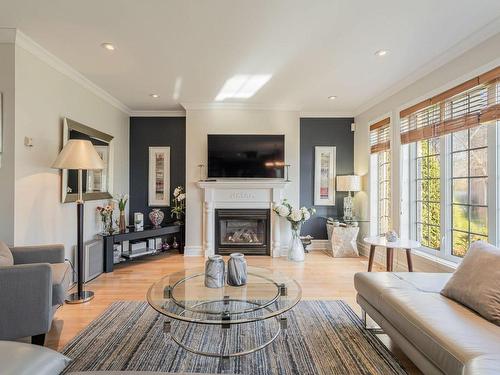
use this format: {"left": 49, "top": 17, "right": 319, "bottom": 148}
{"left": 0, "top": 28, "right": 16, "bottom": 43}
{"left": 353, "top": 16, "right": 500, "bottom": 117}
{"left": 299, "top": 111, "right": 354, "bottom": 118}
{"left": 129, "top": 110, "right": 186, "bottom": 117}
{"left": 14, "top": 29, "right": 131, "bottom": 115}
{"left": 181, "top": 102, "right": 300, "bottom": 112}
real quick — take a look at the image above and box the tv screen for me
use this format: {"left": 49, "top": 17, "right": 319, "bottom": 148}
{"left": 208, "top": 135, "right": 285, "bottom": 178}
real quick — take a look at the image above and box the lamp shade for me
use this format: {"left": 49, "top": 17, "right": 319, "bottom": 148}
{"left": 52, "top": 139, "right": 104, "bottom": 170}
{"left": 336, "top": 175, "right": 361, "bottom": 192}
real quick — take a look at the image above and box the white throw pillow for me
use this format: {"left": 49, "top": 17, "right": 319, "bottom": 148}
{"left": 0, "top": 241, "right": 14, "bottom": 266}
{"left": 441, "top": 241, "right": 500, "bottom": 326}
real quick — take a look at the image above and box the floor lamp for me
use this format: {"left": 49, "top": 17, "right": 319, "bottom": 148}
{"left": 53, "top": 139, "right": 104, "bottom": 304}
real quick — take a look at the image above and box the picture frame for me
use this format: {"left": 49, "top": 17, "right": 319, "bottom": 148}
{"left": 314, "top": 146, "right": 336, "bottom": 206}
{"left": 148, "top": 146, "right": 170, "bottom": 207}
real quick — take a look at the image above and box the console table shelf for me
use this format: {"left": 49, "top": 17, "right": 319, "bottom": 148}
{"left": 99, "top": 223, "right": 184, "bottom": 272}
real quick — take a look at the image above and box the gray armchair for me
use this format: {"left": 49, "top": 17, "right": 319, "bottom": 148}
{"left": 0, "top": 242, "right": 72, "bottom": 345}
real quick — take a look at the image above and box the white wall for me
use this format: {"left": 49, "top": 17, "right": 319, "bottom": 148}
{"left": 14, "top": 45, "right": 129, "bottom": 259}
{"left": 185, "top": 109, "right": 300, "bottom": 255}
{"left": 0, "top": 43, "right": 16, "bottom": 245}
{"left": 354, "top": 32, "right": 500, "bottom": 270}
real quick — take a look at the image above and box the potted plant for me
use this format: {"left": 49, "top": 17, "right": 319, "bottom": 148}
{"left": 171, "top": 186, "right": 185, "bottom": 224}
{"left": 115, "top": 194, "right": 128, "bottom": 232}
{"left": 273, "top": 199, "right": 315, "bottom": 262}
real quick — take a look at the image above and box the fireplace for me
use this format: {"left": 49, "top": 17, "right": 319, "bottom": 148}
{"left": 215, "top": 209, "right": 270, "bottom": 255}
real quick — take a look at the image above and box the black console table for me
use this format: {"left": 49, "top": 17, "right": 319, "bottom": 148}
{"left": 100, "top": 223, "right": 184, "bottom": 272}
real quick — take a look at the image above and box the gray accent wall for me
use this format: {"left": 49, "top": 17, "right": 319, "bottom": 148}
{"left": 129, "top": 117, "right": 186, "bottom": 225}
{"left": 300, "top": 117, "right": 355, "bottom": 239}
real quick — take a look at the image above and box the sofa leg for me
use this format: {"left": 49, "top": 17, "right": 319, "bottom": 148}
{"left": 361, "top": 310, "right": 384, "bottom": 334}
{"left": 31, "top": 334, "right": 46, "bottom": 346}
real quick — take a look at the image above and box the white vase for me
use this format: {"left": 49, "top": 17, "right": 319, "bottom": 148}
{"left": 288, "top": 224, "right": 305, "bottom": 262}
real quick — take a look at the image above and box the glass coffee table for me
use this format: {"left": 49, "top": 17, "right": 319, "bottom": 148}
{"left": 147, "top": 266, "right": 301, "bottom": 358}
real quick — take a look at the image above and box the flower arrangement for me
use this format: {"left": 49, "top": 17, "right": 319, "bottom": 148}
{"left": 273, "top": 199, "right": 315, "bottom": 232}
{"left": 171, "top": 186, "right": 186, "bottom": 222}
{"left": 274, "top": 199, "right": 315, "bottom": 262}
{"left": 115, "top": 194, "right": 128, "bottom": 231}
{"left": 96, "top": 202, "right": 114, "bottom": 234}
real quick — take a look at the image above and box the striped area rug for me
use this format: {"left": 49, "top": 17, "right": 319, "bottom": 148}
{"left": 61, "top": 301, "right": 407, "bottom": 374}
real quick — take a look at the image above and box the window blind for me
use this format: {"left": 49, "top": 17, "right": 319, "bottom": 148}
{"left": 370, "top": 117, "right": 391, "bottom": 153}
{"left": 400, "top": 66, "right": 500, "bottom": 144}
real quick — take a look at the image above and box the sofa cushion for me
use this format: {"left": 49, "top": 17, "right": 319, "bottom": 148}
{"left": 0, "top": 241, "right": 14, "bottom": 267}
{"left": 355, "top": 272, "right": 500, "bottom": 375}
{"left": 0, "top": 340, "right": 71, "bottom": 375}
{"left": 441, "top": 241, "right": 500, "bottom": 326}
{"left": 50, "top": 262, "right": 71, "bottom": 305}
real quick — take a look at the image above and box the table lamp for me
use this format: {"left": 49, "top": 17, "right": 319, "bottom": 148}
{"left": 53, "top": 139, "right": 104, "bottom": 303}
{"left": 336, "top": 175, "right": 361, "bottom": 221}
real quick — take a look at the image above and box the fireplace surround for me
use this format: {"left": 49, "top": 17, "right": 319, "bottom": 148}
{"left": 215, "top": 209, "right": 270, "bottom": 255}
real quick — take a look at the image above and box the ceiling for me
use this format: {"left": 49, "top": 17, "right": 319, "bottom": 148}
{"left": 1, "top": 0, "right": 500, "bottom": 115}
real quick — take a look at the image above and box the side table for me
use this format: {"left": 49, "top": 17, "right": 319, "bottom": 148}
{"left": 363, "top": 237, "right": 420, "bottom": 272}
{"left": 326, "top": 224, "right": 360, "bottom": 257}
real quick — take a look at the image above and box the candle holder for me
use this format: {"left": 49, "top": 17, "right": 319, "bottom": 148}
{"left": 197, "top": 164, "right": 205, "bottom": 181}
{"left": 285, "top": 164, "right": 291, "bottom": 182}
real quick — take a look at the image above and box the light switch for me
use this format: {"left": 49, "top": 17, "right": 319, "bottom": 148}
{"left": 24, "top": 137, "right": 33, "bottom": 147}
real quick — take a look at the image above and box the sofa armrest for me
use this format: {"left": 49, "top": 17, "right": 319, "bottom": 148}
{"left": 0, "top": 263, "right": 53, "bottom": 340}
{"left": 11, "top": 244, "right": 65, "bottom": 264}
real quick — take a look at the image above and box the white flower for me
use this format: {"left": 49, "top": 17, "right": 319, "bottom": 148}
{"left": 276, "top": 205, "right": 290, "bottom": 217}
{"left": 303, "top": 210, "right": 311, "bottom": 221}
{"left": 177, "top": 193, "right": 186, "bottom": 201}
{"left": 173, "top": 187, "right": 181, "bottom": 197}
{"left": 290, "top": 209, "right": 303, "bottom": 222}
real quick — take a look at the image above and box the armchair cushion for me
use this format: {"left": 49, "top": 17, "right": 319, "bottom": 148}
{"left": 0, "top": 241, "right": 14, "bottom": 266}
{"left": 51, "top": 262, "right": 72, "bottom": 305}
{"left": 11, "top": 244, "right": 65, "bottom": 265}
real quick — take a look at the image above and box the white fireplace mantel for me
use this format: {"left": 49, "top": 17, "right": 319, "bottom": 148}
{"left": 197, "top": 180, "right": 289, "bottom": 257}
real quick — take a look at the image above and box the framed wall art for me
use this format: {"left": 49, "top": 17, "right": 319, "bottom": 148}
{"left": 148, "top": 146, "right": 170, "bottom": 206}
{"left": 314, "top": 146, "right": 336, "bottom": 206}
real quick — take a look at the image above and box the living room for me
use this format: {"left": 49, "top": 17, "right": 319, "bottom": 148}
{"left": 0, "top": 1, "right": 499, "bottom": 374}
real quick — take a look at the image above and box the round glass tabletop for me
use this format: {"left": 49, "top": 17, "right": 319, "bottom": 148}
{"left": 147, "top": 266, "right": 301, "bottom": 325}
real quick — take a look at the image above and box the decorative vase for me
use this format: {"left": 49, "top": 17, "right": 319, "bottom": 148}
{"left": 119, "top": 211, "right": 126, "bottom": 232}
{"left": 103, "top": 215, "right": 114, "bottom": 234}
{"left": 162, "top": 241, "right": 170, "bottom": 251}
{"left": 288, "top": 223, "right": 305, "bottom": 262}
{"left": 204, "top": 255, "right": 225, "bottom": 288}
{"left": 172, "top": 236, "right": 179, "bottom": 249}
{"left": 149, "top": 209, "right": 164, "bottom": 227}
{"left": 227, "top": 253, "right": 247, "bottom": 286}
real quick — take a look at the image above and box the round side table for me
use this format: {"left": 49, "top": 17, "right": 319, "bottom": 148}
{"left": 363, "top": 237, "right": 420, "bottom": 272}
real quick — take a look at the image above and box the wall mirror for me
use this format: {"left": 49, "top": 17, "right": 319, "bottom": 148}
{"left": 61, "top": 117, "right": 114, "bottom": 203}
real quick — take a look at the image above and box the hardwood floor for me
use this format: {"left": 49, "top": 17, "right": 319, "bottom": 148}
{"left": 47, "top": 250, "right": 421, "bottom": 374}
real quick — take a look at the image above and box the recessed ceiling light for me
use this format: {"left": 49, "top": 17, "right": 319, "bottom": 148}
{"left": 101, "top": 42, "right": 115, "bottom": 51}
{"left": 150, "top": 94, "right": 160, "bottom": 98}
{"left": 375, "top": 49, "right": 389, "bottom": 57}
{"left": 328, "top": 96, "right": 337, "bottom": 100}
{"left": 215, "top": 74, "right": 272, "bottom": 101}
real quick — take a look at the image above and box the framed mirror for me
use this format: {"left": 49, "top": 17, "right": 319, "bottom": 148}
{"left": 61, "top": 118, "right": 114, "bottom": 203}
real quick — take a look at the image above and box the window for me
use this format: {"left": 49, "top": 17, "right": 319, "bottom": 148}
{"left": 369, "top": 117, "right": 391, "bottom": 235}
{"left": 377, "top": 151, "right": 391, "bottom": 235}
{"left": 451, "top": 126, "right": 488, "bottom": 257}
{"left": 415, "top": 138, "right": 441, "bottom": 250}
{"left": 400, "top": 66, "right": 499, "bottom": 260}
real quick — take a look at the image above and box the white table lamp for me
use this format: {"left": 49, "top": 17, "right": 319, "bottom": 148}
{"left": 53, "top": 139, "right": 104, "bottom": 303}
{"left": 336, "top": 175, "right": 361, "bottom": 221}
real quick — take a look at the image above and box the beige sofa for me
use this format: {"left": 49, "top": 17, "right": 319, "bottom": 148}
{"left": 354, "top": 272, "right": 500, "bottom": 374}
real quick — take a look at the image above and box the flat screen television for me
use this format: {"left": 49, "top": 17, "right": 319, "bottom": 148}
{"left": 208, "top": 134, "right": 285, "bottom": 178}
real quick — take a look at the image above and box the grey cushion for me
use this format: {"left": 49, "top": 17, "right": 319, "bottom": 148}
{"left": 0, "top": 241, "right": 14, "bottom": 266}
{"left": 354, "top": 272, "right": 500, "bottom": 375}
{"left": 441, "top": 241, "right": 500, "bottom": 326}
{"left": 51, "top": 262, "right": 72, "bottom": 305}
{"left": 0, "top": 340, "right": 71, "bottom": 375}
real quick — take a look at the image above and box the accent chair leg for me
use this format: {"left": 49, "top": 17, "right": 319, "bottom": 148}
{"left": 367, "top": 245, "right": 375, "bottom": 272}
{"left": 32, "top": 333, "right": 46, "bottom": 346}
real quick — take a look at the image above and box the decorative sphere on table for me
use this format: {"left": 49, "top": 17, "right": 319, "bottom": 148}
{"left": 149, "top": 209, "right": 164, "bottom": 227}
{"left": 227, "top": 253, "right": 247, "bottom": 286}
{"left": 385, "top": 230, "right": 398, "bottom": 242}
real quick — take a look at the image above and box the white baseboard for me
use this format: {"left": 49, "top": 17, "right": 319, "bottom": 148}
{"left": 357, "top": 241, "right": 456, "bottom": 273}
{"left": 184, "top": 246, "right": 203, "bottom": 256}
